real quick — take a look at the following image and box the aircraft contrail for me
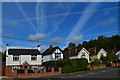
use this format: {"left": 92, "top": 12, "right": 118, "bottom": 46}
{"left": 16, "top": 2, "right": 37, "bottom": 33}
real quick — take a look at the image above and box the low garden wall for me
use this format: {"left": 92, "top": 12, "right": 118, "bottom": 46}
{"left": 13, "top": 67, "right": 61, "bottom": 78}
{"left": 92, "top": 64, "right": 106, "bottom": 70}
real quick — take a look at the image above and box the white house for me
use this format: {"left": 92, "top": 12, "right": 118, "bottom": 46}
{"left": 5, "top": 44, "right": 42, "bottom": 76}
{"left": 70, "top": 47, "right": 90, "bottom": 63}
{"left": 42, "top": 45, "right": 64, "bottom": 63}
{"left": 97, "top": 48, "right": 107, "bottom": 59}
{"left": 116, "top": 51, "right": 120, "bottom": 59}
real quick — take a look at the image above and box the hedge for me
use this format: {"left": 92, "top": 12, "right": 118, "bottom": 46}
{"left": 42, "top": 58, "right": 88, "bottom": 73}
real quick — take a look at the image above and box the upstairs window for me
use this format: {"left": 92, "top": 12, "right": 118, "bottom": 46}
{"left": 55, "top": 53, "right": 61, "bottom": 60}
{"left": 100, "top": 52, "right": 104, "bottom": 57}
{"left": 31, "top": 55, "right": 37, "bottom": 61}
{"left": 13, "top": 55, "right": 19, "bottom": 61}
{"left": 81, "top": 53, "right": 85, "bottom": 58}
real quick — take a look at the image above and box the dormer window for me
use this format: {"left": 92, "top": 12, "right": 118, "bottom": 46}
{"left": 13, "top": 55, "right": 19, "bottom": 61}
{"left": 31, "top": 55, "right": 37, "bottom": 61}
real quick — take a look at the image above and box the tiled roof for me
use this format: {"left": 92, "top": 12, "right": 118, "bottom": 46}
{"left": 42, "top": 46, "right": 63, "bottom": 56}
{"left": 8, "top": 49, "right": 41, "bottom": 55}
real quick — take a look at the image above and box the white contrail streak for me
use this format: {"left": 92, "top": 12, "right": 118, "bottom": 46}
{"left": 83, "top": 31, "right": 117, "bottom": 37}
{"left": 48, "top": 3, "right": 76, "bottom": 36}
{"left": 14, "top": 6, "right": 117, "bottom": 22}
{"left": 16, "top": 2, "right": 37, "bottom": 33}
{"left": 36, "top": 2, "right": 47, "bottom": 33}
{"left": 67, "top": 2, "right": 100, "bottom": 40}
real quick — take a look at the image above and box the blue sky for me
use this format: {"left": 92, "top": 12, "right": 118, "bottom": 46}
{"left": 1, "top": 2, "right": 119, "bottom": 52}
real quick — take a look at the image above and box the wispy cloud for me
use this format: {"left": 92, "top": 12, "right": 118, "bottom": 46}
{"left": 70, "top": 35, "right": 83, "bottom": 42}
{"left": 100, "top": 17, "right": 117, "bottom": 25}
{"left": 28, "top": 33, "right": 47, "bottom": 41}
{"left": 50, "top": 37, "right": 61, "bottom": 45}
{"left": 4, "top": 20, "right": 21, "bottom": 27}
{"left": 66, "top": 2, "right": 100, "bottom": 40}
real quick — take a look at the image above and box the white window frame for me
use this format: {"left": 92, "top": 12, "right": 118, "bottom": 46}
{"left": 31, "top": 55, "right": 37, "bottom": 61}
{"left": 13, "top": 55, "right": 19, "bottom": 61}
{"left": 81, "top": 53, "right": 86, "bottom": 58}
{"left": 12, "top": 65, "right": 20, "bottom": 72}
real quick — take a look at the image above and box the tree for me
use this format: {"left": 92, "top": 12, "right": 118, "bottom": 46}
{"left": 106, "top": 53, "right": 118, "bottom": 63}
{"left": 91, "top": 59, "right": 101, "bottom": 65}
{"left": 68, "top": 42, "right": 76, "bottom": 48}
{"left": 100, "top": 56, "right": 108, "bottom": 64}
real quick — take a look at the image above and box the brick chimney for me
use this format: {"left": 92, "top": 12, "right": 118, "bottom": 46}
{"left": 37, "top": 45, "right": 40, "bottom": 51}
{"left": 112, "top": 49, "right": 114, "bottom": 54}
{"left": 93, "top": 47, "right": 96, "bottom": 54}
{"left": 74, "top": 46, "right": 77, "bottom": 54}
{"left": 50, "top": 45, "right": 53, "bottom": 48}
{"left": 88, "top": 49, "right": 91, "bottom": 53}
{"left": 68, "top": 48, "right": 71, "bottom": 56}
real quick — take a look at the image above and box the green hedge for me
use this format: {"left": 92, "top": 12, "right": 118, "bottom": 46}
{"left": 91, "top": 59, "right": 101, "bottom": 65}
{"left": 42, "top": 58, "right": 88, "bottom": 73}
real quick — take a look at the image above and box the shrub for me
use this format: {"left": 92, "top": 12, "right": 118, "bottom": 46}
{"left": 42, "top": 58, "right": 88, "bottom": 73}
{"left": 91, "top": 59, "right": 101, "bottom": 65}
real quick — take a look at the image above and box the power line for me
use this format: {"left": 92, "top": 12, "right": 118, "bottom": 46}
{"left": 1, "top": 30, "right": 118, "bottom": 46}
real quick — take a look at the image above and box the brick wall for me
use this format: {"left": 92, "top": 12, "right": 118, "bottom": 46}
{"left": 5, "top": 66, "right": 62, "bottom": 78}
{"left": 14, "top": 67, "right": 61, "bottom": 78}
{"left": 92, "top": 64, "right": 106, "bottom": 70}
{"left": 5, "top": 66, "right": 14, "bottom": 77}
{"left": 111, "top": 63, "right": 120, "bottom": 67}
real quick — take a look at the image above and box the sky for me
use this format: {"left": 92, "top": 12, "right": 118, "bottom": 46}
{"left": 1, "top": 2, "right": 119, "bottom": 52}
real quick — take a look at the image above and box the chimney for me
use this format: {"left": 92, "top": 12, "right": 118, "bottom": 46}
{"left": 74, "top": 46, "right": 77, "bottom": 54}
{"left": 6, "top": 44, "right": 9, "bottom": 56}
{"left": 37, "top": 45, "right": 40, "bottom": 51}
{"left": 94, "top": 47, "right": 96, "bottom": 54}
{"left": 68, "top": 48, "right": 71, "bottom": 56}
{"left": 112, "top": 49, "right": 114, "bottom": 54}
{"left": 50, "top": 45, "right": 53, "bottom": 48}
{"left": 88, "top": 49, "right": 91, "bottom": 53}
{"left": 6, "top": 44, "right": 9, "bottom": 66}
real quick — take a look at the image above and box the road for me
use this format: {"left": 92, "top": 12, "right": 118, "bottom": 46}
{"left": 2, "top": 67, "right": 120, "bottom": 80}
{"left": 43, "top": 67, "right": 120, "bottom": 79}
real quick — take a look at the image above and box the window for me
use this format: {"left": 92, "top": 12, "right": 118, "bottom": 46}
{"left": 31, "top": 55, "right": 37, "bottom": 61}
{"left": 12, "top": 65, "right": 20, "bottom": 72}
{"left": 81, "top": 53, "right": 85, "bottom": 58}
{"left": 24, "top": 66, "right": 28, "bottom": 69}
{"left": 12, "top": 65, "right": 20, "bottom": 70}
{"left": 55, "top": 53, "right": 61, "bottom": 60}
{"left": 100, "top": 52, "right": 104, "bottom": 57}
{"left": 13, "top": 55, "right": 19, "bottom": 61}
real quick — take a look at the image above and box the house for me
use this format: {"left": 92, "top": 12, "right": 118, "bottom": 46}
{"left": 5, "top": 44, "right": 42, "bottom": 77}
{"left": 69, "top": 47, "right": 90, "bottom": 63}
{"left": 116, "top": 51, "right": 120, "bottom": 59}
{"left": 42, "top": 45, "right": 64, "bottom": 63}
{"left": 97, "top": 48, "right": 107, "bottom": 59}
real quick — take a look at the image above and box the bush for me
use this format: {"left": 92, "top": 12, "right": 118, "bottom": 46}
{"left": 91, "top": 59, "right": 101, "bottom": 65}
{"left": 42, "top": 58, "right": 88, "bottom": 73}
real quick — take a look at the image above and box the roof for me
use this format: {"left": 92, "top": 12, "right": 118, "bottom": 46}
{"left": 70, "top": 47, "right": 90, "bottom": 57}
{"left": 8, "top": 49, "right": 41, "bottom": 55}
{"left": 78, "top": 47, "right": 90, "bottom": 54}
{"left": 97, "top": 48, "right": 108, "bottom": 54}
{"left": 42, "top": 46, "right": 63, "bottom": 56}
